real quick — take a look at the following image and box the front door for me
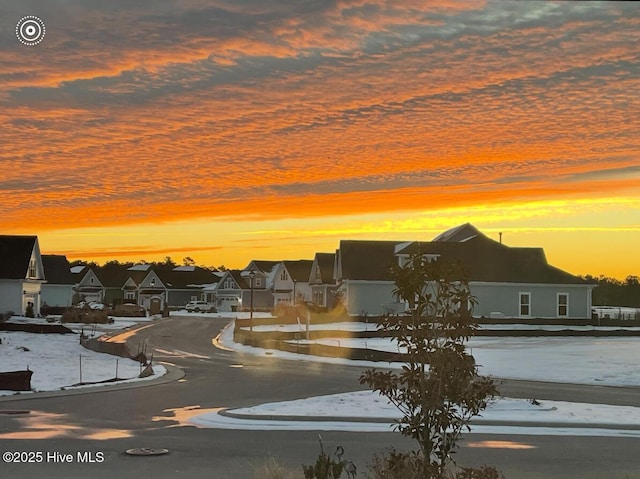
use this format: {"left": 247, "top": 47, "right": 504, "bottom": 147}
{"left": 149, "top": 297, "right": 162, "bottom": 315}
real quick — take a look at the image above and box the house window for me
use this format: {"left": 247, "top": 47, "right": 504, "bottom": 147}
{"left": 519, "top": 293, "right": 531, "bottom": 317}
{"left": 28, "top": 259, "right": 37, "bottom": 278}
{"left": 314, "top": 290, "right": 324, "bottom": 305}
{"left": 558, "top": 293, "right": 569, "bottom": 317}
{"left": 255, "top": 277, "right": 262, "bottom": 288}
{"left": 125, "top": 291, "right": 135, "bottom": 300}
{"left": 315, "top": 266, "right": 321, "bottom": 281}
{"left": 90, "top": 277, "right": 94, "bottom": 284}
{"left": 280, "top": 270, "right": 288, "bottom": 281}
{"left": 224, "top": 278, "right": 234, "bottom": 289}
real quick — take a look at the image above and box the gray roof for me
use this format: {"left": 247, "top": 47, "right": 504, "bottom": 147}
{"left": 313, "top": 253, "right": 336, "bottom": 284}
{"left": 156, "top": 266, "right": 218, "bottom": 289}
{"left": 338, "top": 240, "right": 401, "bottom": 281}
{"left": 282, "top": 260, "right": 314, "bottom": 282}
{"left": 433, "top": 223, "right": 482, "bottom": 243}
{"left": 0, "top": 235, "right": 37, "bottom": 279}
{"left": 42, "top": 255, "right": 75, "bottom": 284}
{"left": 339, "top": 225, "right": 589, "bottom": 285}
{"left": 399, "top": 229, "right": 588, "bottom": 285}
{"left": 248, "top": 260, "right": 281, "bottom": 273}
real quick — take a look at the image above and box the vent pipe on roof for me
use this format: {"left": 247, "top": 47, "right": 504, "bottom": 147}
{"left": 499, "top": 232, "right": 503, "bottom": 244}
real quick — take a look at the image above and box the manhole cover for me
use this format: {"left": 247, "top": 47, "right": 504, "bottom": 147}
{"left": 125, "top": 448, "right": 169, "bottom": 456}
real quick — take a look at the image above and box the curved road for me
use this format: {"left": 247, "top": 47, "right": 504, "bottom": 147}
{"left": 1, "top": 316, "right": 639, "bottom": 478}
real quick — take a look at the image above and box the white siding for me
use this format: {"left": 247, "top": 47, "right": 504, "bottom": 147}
{"left": 41, "top": 284, "right": 74, "bottom": 307}
{"left": 0, "top": 281, "right": 23, "bottom": 314}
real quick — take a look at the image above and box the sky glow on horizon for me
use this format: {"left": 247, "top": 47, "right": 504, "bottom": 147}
{"left": 1, "top": 1, "right": 638, "bottom": 278}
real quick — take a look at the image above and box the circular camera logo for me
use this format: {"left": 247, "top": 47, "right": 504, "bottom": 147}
{"left": 16, "top": 16, "right": 46, "bottom": 46}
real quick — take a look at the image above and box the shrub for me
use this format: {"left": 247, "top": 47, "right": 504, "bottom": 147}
{"left": 457, "top": 465, "right": 505, "bottom": 479}
{"left": 360, "top": 254, "right": 498, "bottom": 478}
{"left": 253, "top": 456, "right": 299, "bottom": 479}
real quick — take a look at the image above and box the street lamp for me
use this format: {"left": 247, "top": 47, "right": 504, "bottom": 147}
{"left": 249, "top": 270, "right": 256, "bottom": 332}
{"left": 292, "top": 279, "right": 297, "bottom": 304}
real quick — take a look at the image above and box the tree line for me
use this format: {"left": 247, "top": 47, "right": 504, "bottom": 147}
{"left": 70, "top": 256, "right": 228, "bottom": 273}
{"left": 583, "top": 275, "right": 640, "bottom": 307}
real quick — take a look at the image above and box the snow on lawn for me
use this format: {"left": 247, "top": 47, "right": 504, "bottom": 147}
{"left": 240, "top": 321, "right": 640, "bottom": 333}
{"left": 469, "top": 336, "right": 640, "bottom": 386}
{"left": 188, "top": 391, "right": 640, "bottom": 437}
{"left": 240, "top": 321, "right": 381, "bottom": 333}
{"left": 220, "top": 321, "right": 640, "bottom": 387}
{"left": 226, "top": 390, "right": 640, "bottom": 427}
{"left": 1, "top": 319, "right": 166, "bottom": 397}
{"left": 199, "top": 323, "right": 640, "bottom": 435}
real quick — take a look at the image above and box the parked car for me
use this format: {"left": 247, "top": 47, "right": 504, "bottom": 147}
{"left": 75, "top": 301, "right": 105, "bottom": 310}
{"left": 185, "top": 301, "right": 216, "bottom": 313}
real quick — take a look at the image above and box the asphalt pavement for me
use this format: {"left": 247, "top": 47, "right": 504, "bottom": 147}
{"left": 1, "top": 316, "right": 640, "bottom": 479}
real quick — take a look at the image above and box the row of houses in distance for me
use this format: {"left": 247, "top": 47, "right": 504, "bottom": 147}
{"left": 1, "top": 224, "right": 597, "bottom": 319}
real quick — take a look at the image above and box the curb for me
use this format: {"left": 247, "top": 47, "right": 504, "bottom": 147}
{"left": 0, "top": 363, "right": 185, "bottom": 403}
{"left": 218, "top": 408, "right": 640, "bottom": 431}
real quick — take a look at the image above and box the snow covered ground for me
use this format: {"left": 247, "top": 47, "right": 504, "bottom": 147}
{"left": 194, "top": 320, "right": 640, "bottom": 436}
{"left": 5, "top": 314, "right": 640, "bottom": 439}
{"left": 0, "top": 316, "right": 166, "bottom": 397}
{"left": 227, "top": 321, "right": 640, "bottom": 387}
{"left": 188, "top": 392, "right": 640, "bottom": 438}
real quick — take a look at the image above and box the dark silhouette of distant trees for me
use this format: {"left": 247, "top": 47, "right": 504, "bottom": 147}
{"left": 584, "top": 275, "right": 640, "bottom": 307}
{"left": 69, "top": 257, "right": 223, "bottom": 274}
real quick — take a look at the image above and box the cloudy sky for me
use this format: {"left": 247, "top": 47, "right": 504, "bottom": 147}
{"left": 1, "top": 1, "right": 638, "bottom": 277}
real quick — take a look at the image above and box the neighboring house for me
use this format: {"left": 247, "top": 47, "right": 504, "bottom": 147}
{"left": 335, "top": 224, "right": 596, "bottom": 319}
{"left": 155, "top": 266, "right": 219, "bottom": 310}
{"left": 309, "top": 253, "right": 338, "bottom": 308}
{"left": 74, "top": 263, "right": 217, "bottom": 312}
{"left": 0, "top": 235, "right": 46, "bottom": 316}
{"left": 74, "top": 267, "right": 105, "bottom": 304}
{"left": 334, "top": 240, "right": 406, "bottom": 317}
{"left": 41, "top": 255, "right": 75, "bottom": 308}
{"left": 214, "top": 270, "right": 248, "bottom": 312}
{"left": 270, "top": 260, "right": 313, "bottom": 305}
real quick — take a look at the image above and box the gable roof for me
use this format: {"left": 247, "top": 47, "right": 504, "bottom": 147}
{"left": 338, "top": 240, "right": 401, "bottom": 281}
{"left": 338, "top": 224, "right": 589, "bottom": 285}
{"left": 312, "top": 253, "right": 336, "bottom": 284}
{"left": 397, "top": 230, "right": 588, "bottom": 285}
{"left": 95, "top": 266, "right": 137, "bottom": 288}
{"left": 282, "top": 260, "right": 314, "bottom": 282}
{"left": 156, "top": 266, "right": 218, "bottom": 289}
{"left": 228, "top": 270, "right": 249, "bottom": 289}
{"left": 433, "top": 223, "right": 482, "bottom": 243}
{"left": 42, "top": 255, "right": 75, "bottom": 284}
{"left": 246, "top": 260, "right": 281, "bottom": 273}
{"left": 0, "top": 235, "right": 37, "bottom": 279}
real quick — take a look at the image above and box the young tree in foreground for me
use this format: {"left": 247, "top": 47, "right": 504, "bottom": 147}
{"left": 360, "top": 253, "right": 498, "bottom": 478}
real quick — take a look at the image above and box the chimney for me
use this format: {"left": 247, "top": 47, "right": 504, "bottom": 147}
{"left": 499, "top": 232, "right": 503, "bottom": 244}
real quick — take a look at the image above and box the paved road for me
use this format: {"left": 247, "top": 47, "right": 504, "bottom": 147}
{"left": 1, "top": 316, "right": 639, "bottom": 479}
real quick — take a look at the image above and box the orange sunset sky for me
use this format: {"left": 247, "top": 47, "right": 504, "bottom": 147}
{"left": 1, "top": 1, "right": 639, "bottom": 279}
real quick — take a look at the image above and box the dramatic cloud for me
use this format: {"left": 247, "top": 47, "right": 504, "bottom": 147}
{"left": 1, "top": 1, "right": 638, "bottom": 275}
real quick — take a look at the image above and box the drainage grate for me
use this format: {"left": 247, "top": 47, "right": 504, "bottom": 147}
{"left": 125, "top": 448, "right": 169, "bottom": 456}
